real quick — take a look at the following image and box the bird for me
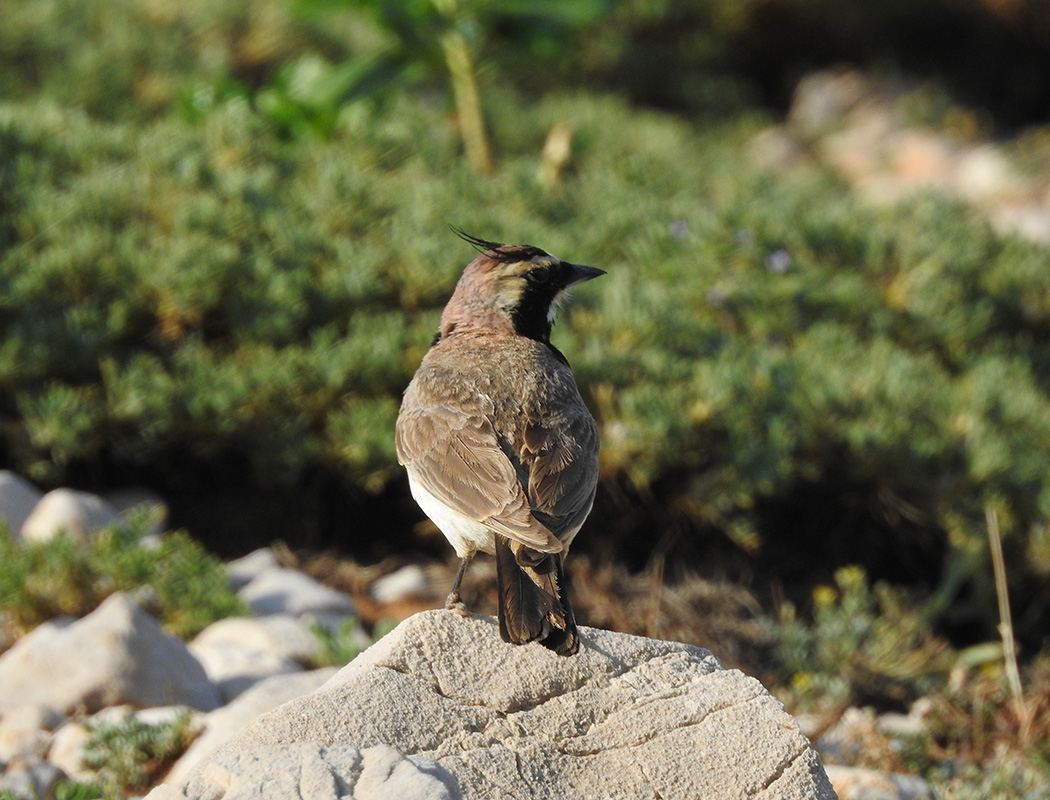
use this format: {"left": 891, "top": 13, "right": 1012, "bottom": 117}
{"left": 395, "top": 228, "right": 604, "bottom": 656}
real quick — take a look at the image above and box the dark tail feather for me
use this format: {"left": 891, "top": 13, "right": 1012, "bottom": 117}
{"left": 494, "top": 537, "right": 579, "bottom": 656}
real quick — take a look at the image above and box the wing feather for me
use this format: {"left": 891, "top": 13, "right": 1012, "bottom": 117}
{"left": 396, "top": 400, "right": 562, "bottom": 553}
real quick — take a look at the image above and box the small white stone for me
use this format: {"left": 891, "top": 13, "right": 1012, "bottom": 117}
{"left": 225, "top": 549, "right": 280, "bottom": 590}
{"left": 47, "top": 720, "right": 94, "bottom": 782}
{"left": 189, "top": 640, "right": 302, "bottom": 703}
{"left": 237, "top": 568, "right": 355, "bottom": 620}
{"left": 192, "top": 615, "right": 320, "bottom": 665}
{"left": 20, "top": 488, "right": 121, "bottom": 545}
{"left": 370, "top": 565, "right": 428, "bottom": 605}
{"left": 0, "top": 756, "right": 64, "bottom": 799}
{"left": 825, "top": 765, "right": 933, "bottom": 800}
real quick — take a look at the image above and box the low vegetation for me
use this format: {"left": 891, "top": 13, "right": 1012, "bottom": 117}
{"left": 0, "top": 521, "right": 245, "bottom": 639}
{"left": 2, "top": 0, "right": 1049, "bottom": 797}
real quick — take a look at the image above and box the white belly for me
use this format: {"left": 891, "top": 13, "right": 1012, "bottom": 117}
{"left": 408, "top": 477, "right": 496, "bottom": 558}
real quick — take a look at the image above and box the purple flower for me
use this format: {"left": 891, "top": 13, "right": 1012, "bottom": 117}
{"left": 765, "top": 249, "right": 791, "bottom": 273}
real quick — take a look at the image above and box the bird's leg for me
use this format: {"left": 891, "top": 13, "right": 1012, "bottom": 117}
{"left": 445, "top": 555, "right": 472, "bottom": 616}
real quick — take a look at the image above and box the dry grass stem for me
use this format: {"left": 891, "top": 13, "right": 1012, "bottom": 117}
{"left": 985, "top": 505, "right": 1032, "bottom": 740}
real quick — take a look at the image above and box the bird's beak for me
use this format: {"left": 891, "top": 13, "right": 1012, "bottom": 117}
{"left": 565, "top": 263, "right": 606, "bottom": 286}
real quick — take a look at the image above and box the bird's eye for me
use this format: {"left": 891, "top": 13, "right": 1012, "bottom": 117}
{"left": 526, "top": 267, "right": 551, "bottom": 284}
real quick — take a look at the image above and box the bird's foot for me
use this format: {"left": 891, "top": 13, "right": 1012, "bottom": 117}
{"left": 444, "top": 592, "right": 469, "bottom": 616}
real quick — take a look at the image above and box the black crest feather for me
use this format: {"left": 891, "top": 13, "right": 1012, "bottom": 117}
{"left": 450, "top": 226, "right": 505, "bottom": 254}
{"left": 449, "top": 226, "right": 549, "bottom": 264}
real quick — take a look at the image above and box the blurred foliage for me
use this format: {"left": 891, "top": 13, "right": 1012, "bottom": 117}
{"left": 1, "top": 85, "right": 1050, "bottom": 641}
{"left": 309, "top": 615, "right": 396, "bottom": 666}
{"left": 0, "top": 519, "right": 245, "bottom": 638}
{"left": 770, "top": 566, "right": 953, "bottom": 712}
{"left": 82, "top": 710, "right": 197, "bottom": 797}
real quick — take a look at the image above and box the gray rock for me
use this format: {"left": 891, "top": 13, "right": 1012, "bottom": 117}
{"left": 0, "top": 756, "right": 64, "bottom": 800}
{"left": 0, "top": 472, "right": 43, "bottom": 541}
{"left": 0, "top": 703, "right": 65, "bottom": 760}
{"left": 825, "top": 765, "right": 932, "bottom": 800}
{"left": 165, "top": 668, "right": 339, "bottom": 785}
{"left": 370, "top": 565, "right": 428, "bottom": 605}
{"left": 225, "top": 548, "right": 279, "bottom": 590}
{"left": 189, "top": 614, "right": 323, "bottom": 701}
{"left": 237, "top": 567, "right": 356, "bottom": 625}
{"left": 19, "top": 488, "right": 121, "bottom": 544}
{"left": 149, "top": 610, "right": 835, "bottom": 800}
{"left": 151, "top": 745, "right": 457, "bottom": 800}
{"left": 0, "top": 593, "right": 221, "bottom": 714}
{"left": 47, "top": 720, "right": 94, "bottom": 782}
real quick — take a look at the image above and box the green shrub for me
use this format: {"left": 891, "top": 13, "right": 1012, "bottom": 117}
{"left": 2, "top": 50, "right": 1050, "bottom": 645}
{"left": 309, "top": 616, "right": 396, "bottom": 666}
{"left": 769, "top": 566, "right": 953, "bottom": 712}
{"left": 82, "top": 710, "right": 197, "bottom": 797}
{"left": 0, "top": 519, "right": 245, "bottom": 638}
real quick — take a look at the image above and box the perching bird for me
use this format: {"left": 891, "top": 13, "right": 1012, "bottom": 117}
{"left": 395, "top": 229, "right": 604, "bottom": 656}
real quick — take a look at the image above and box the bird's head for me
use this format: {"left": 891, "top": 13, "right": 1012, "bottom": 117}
{"left": 438, "top": 229, "right": 605, "bottom": 343}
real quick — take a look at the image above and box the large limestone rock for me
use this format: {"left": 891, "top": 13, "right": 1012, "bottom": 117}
{"left": 0, "top": 593, "right": 221, "bottom": 714}
{"left": 149, "top": 610, "right": 836, "bottom": 800}
{"left": 165, "top": 668, "right": 339, "bottom": 785}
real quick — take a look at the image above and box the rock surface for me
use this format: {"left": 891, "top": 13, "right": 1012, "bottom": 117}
{"left": 19, "top": 488, "right": 122, "bottom": 544}
{"left": 826, "top": 765, "right": 932, "bottom": 800}
{"left": 166, "top": 668, "right": 339, "bottom": 784}
{"left": 753, "top": 66, "right": 1050, "bottom": 246}
{"left": 0, "top": 471, "right": 43, "bottom": 540}
{"left": 189, "top": 615, "right": 320, "bottom": 702}
{"left": 0, "top": 593, "right": 221, "bottom": 714}
{"left": 148, "top": 610, "right": 836, "bottom": 800}
{"left": 237, "top": 566, "right": 356, "bottom": 626}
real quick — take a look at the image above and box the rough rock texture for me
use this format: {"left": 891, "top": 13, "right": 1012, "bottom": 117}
{"left": 0, "top": 593, "right": 221, "bottom": 714}
{"left": 166, "top": 668, "right": 339, "bottom": 785}
{"left": 149, "top": 610, "right": 835, "bottom": 800}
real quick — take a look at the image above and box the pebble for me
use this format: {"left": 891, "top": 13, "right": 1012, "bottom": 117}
{"left": 826, "top": 765, "right": 933, "bottom": 800}
{"left": 0, "top": 756, "right": 64, "bottom": 800}
{"left": 0, "top": 704, "right": 65, "bottom": 760}
{"left": 370, "top": 565, "right": 428, "bottom": 605}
